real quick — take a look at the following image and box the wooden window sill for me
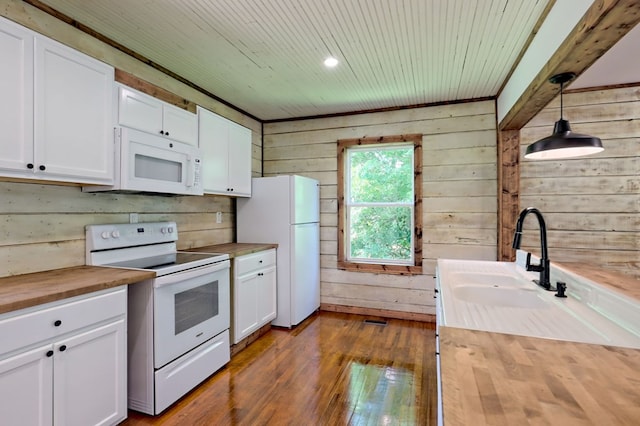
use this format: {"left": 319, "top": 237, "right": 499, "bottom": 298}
{"left": 338, "top": 261, "right": 422, "bottom": 275}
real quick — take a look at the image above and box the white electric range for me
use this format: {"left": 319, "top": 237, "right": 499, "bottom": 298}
{"left": 86, "top": 221, "right": 230, "bottom": 415}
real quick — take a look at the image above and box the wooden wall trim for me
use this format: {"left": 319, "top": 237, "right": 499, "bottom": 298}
{"left": 321, "top": 303, "right": 436, "bottom": 325}
{"left": 264, "top": 96, "right": 495, "bottom": 124}
{"left": 499, "top": 0, "right": 640, "bottom": 130}
{"left": 498, "top": 130, "right": 520, "bottom": 261}
{"left": 115, "top": 70, "right": 197, "bottom": 113}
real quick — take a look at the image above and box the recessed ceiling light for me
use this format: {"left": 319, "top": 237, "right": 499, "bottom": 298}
{"left": 324, "top": 56, "right": 339, "bottom": 68}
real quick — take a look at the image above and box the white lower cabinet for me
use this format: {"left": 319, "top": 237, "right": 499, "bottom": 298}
{"left": 0, "top": 344, "right": 52, "bottom": 426}
{"left": 232, "top": 249, "right": 277, "bottom": 344}
{"left": 53, "top": 320, "right": 126, "bottom": 426}
{"left": 0, "top": 287, "right": 127, "bottom": 426}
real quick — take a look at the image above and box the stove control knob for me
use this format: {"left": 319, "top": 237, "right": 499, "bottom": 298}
{"left": 160, "top": 227, "right": 167, "bottom": 234}
{"left": 111, "top": 230, "right": 120, "bottom": 238}
{"left": 168, "top": 226, "right": 174, "bottom": 234}
{"left": 101, "top": 231, "right": 110, "bottom": 239}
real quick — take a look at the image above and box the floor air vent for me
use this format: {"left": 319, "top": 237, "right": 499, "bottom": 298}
{"left": 364, "top": 319, "right": 388, "bottom": 326}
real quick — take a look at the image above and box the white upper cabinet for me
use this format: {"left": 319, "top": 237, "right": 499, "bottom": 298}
{"left": 117, "top": 84, "right": 198, "bottom": 146}
{"left": 197, "top": 106, "right": 252, "bottom": 197}
{"left": 117, "top": 85, "right": 163, "bottom": 134}
{"left": 163, "top": 103, "right": 198, "bottom": 144}
{"left": 0, "top": 16, "right": 115, "bottom": 185}
{"left": 0, "top": 18, "right": 33, "bottom": 174}
{"left": 34, "top": 37, "right": 114, "bottom": 183}
{"left": 227, "top": 122, "right": 253, "bottom": 195}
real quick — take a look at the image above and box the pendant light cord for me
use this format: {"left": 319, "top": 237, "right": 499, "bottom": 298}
{"left": 559, "top": 81, "right": 564, "bottom": 120}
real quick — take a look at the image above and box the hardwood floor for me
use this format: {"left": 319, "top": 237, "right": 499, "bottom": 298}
{"left": 122, "top": 311, "right": 437, "bottom": 425}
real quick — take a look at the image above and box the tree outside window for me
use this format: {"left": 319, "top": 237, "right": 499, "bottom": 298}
{"left": 338, "top": 134, "right": 422, "bottom": 275}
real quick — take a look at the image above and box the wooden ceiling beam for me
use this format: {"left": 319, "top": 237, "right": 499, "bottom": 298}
{"left": 499, "top": 0, "right": 640, "bottom": 130}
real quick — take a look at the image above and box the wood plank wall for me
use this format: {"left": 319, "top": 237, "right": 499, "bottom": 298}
{"left": 0, "top": 1, "right": 261, "bottom": 277}
{"left": 0, "top": 182, "right": 235, "bottom": 276}
{"left": 264, "top": 101, "right": 498, "bottom": 316}
{"left": 519, "top": 86, "right": 640, "bottom": 278}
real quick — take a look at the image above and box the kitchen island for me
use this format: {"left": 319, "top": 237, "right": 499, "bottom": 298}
{"left": 440, "top": 326, "right": 640, "bottom": 425}
{"left": 438, "top": 260, "right": 640, "bottom": 425}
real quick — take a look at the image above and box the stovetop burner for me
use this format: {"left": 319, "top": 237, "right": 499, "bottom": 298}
{"left": 105, "top": 251, "right": 224, "bottom": 271}
{"left": 86, "top": 222, "right": 229, "bottom": 276}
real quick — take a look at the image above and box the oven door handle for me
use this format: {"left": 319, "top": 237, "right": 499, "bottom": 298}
{"left": 153, "top": 260, "right": 230, "bottom": 289}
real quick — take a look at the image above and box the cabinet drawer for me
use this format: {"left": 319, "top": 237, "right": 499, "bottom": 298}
{"left": 235, "top": 249, "right": 276, "bottom": 276}
{"left": 0, "top": 287, "right": 126, "bottom": 357}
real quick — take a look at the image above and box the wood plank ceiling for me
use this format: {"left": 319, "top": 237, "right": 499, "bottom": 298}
{"left": 34, "top": 0, "right": 552, "bottom": 121}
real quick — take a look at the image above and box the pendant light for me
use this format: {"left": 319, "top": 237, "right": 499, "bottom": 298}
{"left": 525, "top": 72, "right": 604, "bottom": 160}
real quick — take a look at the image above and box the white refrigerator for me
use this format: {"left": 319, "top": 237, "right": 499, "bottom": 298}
{"left": 237, "top": 175, "right": 320, "bottom": 327}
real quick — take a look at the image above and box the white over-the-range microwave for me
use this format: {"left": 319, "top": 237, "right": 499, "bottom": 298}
{"left": 83, "top": 127, "right": 203, "bottom": 195}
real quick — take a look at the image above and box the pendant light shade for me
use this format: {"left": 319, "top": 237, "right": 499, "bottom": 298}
{"left": 525, "top": 73, "right": 604, "bottom": 160}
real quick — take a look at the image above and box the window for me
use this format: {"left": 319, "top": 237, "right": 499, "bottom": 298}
{"left": 338, "top": 134, "right": 422, "bottom": 274}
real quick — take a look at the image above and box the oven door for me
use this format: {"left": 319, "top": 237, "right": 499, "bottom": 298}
{"left": 153, "top": 260, "right": 230, "bottom": 369}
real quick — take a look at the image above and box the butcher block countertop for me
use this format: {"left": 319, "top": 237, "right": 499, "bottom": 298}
{"left": 0, "top": 266, "right": 155, "bottom": 315}
{"left": 0, "top": 243, "right": 275, "bottom": 316}
{"left": 559, "top": 262, "right": 640, "bottom": 301}
{"left": 440, "top": 263, "right": 640, "bottom": 425}
{"left": 440, "top": 326, "right": 640, "bottom": 425}
{"left": 187, "top": 242, "right": 277, "bottom": 258}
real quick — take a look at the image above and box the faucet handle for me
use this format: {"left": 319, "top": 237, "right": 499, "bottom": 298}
{"left": 525, "top": 253, "right": 543, "bottom": 272}
{"left": 555, "top": 282, "right": 568, "bottom": 298}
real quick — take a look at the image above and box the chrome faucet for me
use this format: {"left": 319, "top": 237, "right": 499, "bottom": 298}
{"left": 512, "top": 207, "right": 552, "bottom": 290}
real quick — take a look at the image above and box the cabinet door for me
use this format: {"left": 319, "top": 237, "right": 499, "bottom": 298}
{"left": 53, "top": 319, "right": 126, "bottom": 426}
{"left": 0, "top": 344, "right": 53, "bottom": 426}
{"left": 227, "top": 122, "right": 252, "bottom": 197}
{"left": 163, "top": 105, "right": 197, "bottom": 145}
{"left": 0, "top": 17, "right": 34, "bottom": 175}
{"left": 117, "top": 85, "right": 164, "bottom": 137}
{"left": 198, "top": 107, "right": 230, "bottom": 194}
{"left": 234, "top": 272, "right": 259, "bottom": 344}
{"left": 257, "top": 265, "right": 277, "bottom": 324}
{"left": 34, "top": 36, "right": 114, "bottom": 184}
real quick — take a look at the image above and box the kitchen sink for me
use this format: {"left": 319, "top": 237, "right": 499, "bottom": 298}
{"left": 436, "top": 254, "right": 640, "bottom": 349}
{"left": 452, "top": 284, "right": 547, "bottom": 309}
{"left": 448, "top": 271, "right": 529, "bottom": 288}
